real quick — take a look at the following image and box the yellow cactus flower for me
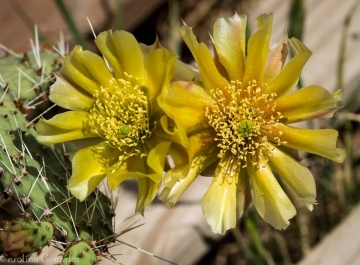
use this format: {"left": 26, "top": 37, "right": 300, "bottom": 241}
{"left": 159, "top": 13, "right": 346, "bottom": 234}
{"left": 36, "top": 31, "right": 186, "bottom": 213}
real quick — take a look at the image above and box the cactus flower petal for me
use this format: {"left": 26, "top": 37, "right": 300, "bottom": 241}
{"left": 269, "top": 124, "right": 346, "bottom": 163}
{"left": 62, "top": 46, "right": 115, "bottom": 95}
{"left": 50, "top": 74, "right": 94, "bottom": 111}
{"left": 202, "top": 156, "right": 240, "bottom": 234}
{"left": 243, "top": 13, "right": 273, "bottom": 87}
{"left": 159, "top": 82, "right": 210, "bottom": 130}
{"left": 179, "top": 26, "right": 227, "bottom": 93}
{"left": 273, "top": 86, "right": 342, "bottom": 123}
{"left": 264, "top": 33, "right": 288, "bottom": 85}
{"left": 213, "top": 13, "right": 247, "bottom": 81}
{"left": 94, "top": 30, "right": 144, "bottom": 80}
{"left": 144, "top": 48, "right": 177, "bottom": 112}
{"left": 263, "top": 38, "right": 312, "bottom": 96}
{"left": 265, "top": 143, "right": 316, "bottom": 210}
{"left": 67, "top": 145, "right": 106, "bottom": 201}
{"left": 36, "top": 111, "right": 96, "bottom": 144}
{"left": 247, "top": 161, "right": 297, "bottom": 230}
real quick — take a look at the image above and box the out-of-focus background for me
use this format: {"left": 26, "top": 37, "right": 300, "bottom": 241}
{"left": 1, "top": 0, "right": 360, "bottom": 264}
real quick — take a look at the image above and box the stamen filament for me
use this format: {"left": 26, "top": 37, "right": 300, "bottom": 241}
{"left": 87, "top": 77, "right": 151, "bottom": 166}
{"left": 205, "top": 80, "right": 283, "bottom": 166}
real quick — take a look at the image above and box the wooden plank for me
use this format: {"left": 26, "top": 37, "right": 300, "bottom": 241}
{"left": 297, "top": 204, "right": 360, "bottom": 265}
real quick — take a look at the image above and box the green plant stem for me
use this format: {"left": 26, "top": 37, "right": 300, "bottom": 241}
{"left": 339, "top": 2, "right": 360, "bottom": 108}
{"left": 288, "top": 0, "right": 305, "bottom": 89}
{"left": 288, "top": 0, "right": 305, "bottom": 40}
{"left": 168, "top": 0, "right": 181, "bottom": 54}
{"left": 114, "top": 0, "right": 124, "bottom": 30}
{"left": 343, "top": 120, "right": 354, "bottom": 188}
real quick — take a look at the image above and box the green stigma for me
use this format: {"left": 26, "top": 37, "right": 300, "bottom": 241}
{"left": 237, "top": 120, "right": 254, "bottom": 137}
{"left": 119, "top": 125, "right": 131, "bottom": 136}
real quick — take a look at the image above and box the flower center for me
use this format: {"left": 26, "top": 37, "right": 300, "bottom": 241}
{"left": 119, "top": 125, "right": 132, "bottom": 136}
{"left": 237, "top": 120, "right": 254, "bottom": 137}
{"left": 205, "top": 80, "right": 282, "bottom": 167}
{"left": 88, "top": 77, "right": 151, "bottom": 163}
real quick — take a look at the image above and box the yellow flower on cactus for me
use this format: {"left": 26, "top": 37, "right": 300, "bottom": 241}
{"left": 159, "top": 13, "right": 346, "bottom": 234}
{"left": 36, "top": 31, "right": 185, "bottom": 213}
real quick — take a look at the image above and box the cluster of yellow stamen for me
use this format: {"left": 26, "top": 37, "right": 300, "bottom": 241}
{"left": 205, "top": 80, "right": 282, "bottom": 167}
{"left": 88, "top": 77, "right": 151, "bottom": 165}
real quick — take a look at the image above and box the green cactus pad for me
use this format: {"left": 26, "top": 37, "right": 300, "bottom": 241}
{"left": 62, "top": 241, "right": 98, "bottom": 265}
{"left": 0, "top": 51, "right": 62, "bottom": 104}
{"left": 0, "top": 220, "right": 53, "bottom": 258}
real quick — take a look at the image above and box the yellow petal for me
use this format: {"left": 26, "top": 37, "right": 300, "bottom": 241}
{"left": 36, "top": 111, "right": 97, "bottom": 144}
{"left": 243, "top": 13, "right": 273, "bottom": 88}
{"left": 62, "top": 45, "right": 114, "bottom": 95}
{"left": 247, "top": 161, "right": 296, "bottom": 229}
{"left": 147, "top": 141, "right": 172, "bottom": 177}
{"left": 107, "top": 171, "right": 143, "bottom": 191}
{"left": 212, "top": 42, "right": 229, "bottom": 79}
{"left": 139, "top": 36, "right": 162, "bottom": 56}
{"left": 71, "top": 137, "right": 105, "bottom": 150}
{"left": 159, "top": 162, "right": 199, "bottom": 208}
{"left": 202, "top": 156, "right": 240, "bottom": 234}
{"left": 159, "top": 162, "right": 189, "bottom": 203}
{"left": 213, "top": 13, "right": 247, "bottom": 81}
{"left": 67, "top": 146, "right": 106, "bottom": 201}
{"left": 162, "top": 160, "right": 189, "bottom": 189}
{"left": 160, "top": 144, "right": 188, "bottom": 189}
{"left": 265, "top": 143, "right": 316, "bottom": 210}
{"left": 237, "top": 168, "right": 252, "bottom": 217}
{"left": 160, "top": 82, "right": 210, "bottom": 130}
{"left": 169, "top": 144, "right": 188, "bottom": 166}
{"left": 94, "top": 30, "right": 144, "bottom": 80}
{"left": 143, "top": 47, "right": 177, "bottom": 114}
{"left": 179, "top": 25, "right": 228, "bottom": 92}
{"left": 273, "top": 86, "right": 342, "bottom": 123}
{"left": 263, "top": 38, "right": 312, "bottom": 96}
{"left": 270, "top": 124, "right": 346, "bottom": 163}
{"left": 154, "top": 115, "right": 188, "bottom": 148}
{"left": 106, "top": 155, "right": 147, "bottom": 190}
{"left": 49, "top": 74, "right": 93, "bottom": 111}
{"left": 106, "top": 141, "right": 168, "bottom": 191}
{"left": 264, "top": 33, "right": 288, "bottom": 85}
{"left": 277, "top": 145, "right": 301, "bottom": 162}
{"left": 173, "top": 60, "right": 201, "bottom": 82}
{"left": 187, "top": 129, "right": 218, "bottom": 162}
{"left": 136, "top": 178, "right": 161, "bottom": 214}
{"left": 160, "top": 140, "right": 218, "bottom": 207}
